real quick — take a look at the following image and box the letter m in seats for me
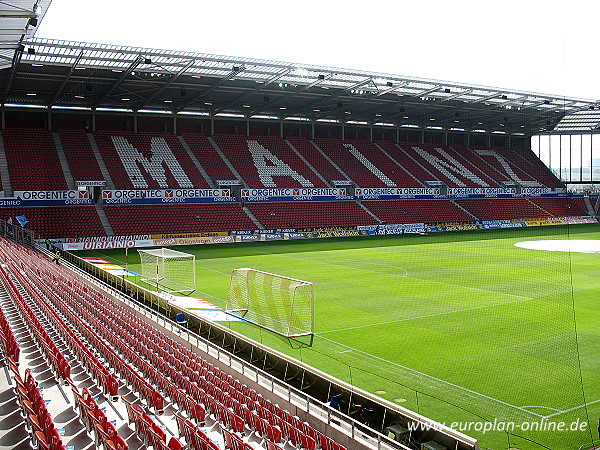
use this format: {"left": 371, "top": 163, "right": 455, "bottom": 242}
{"left": 111, "top": 136, "right": 193, "bottom": 188}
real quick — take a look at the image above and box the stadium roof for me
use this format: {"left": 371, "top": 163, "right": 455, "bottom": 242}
{"left": 2, "top": 37, "right": 600, "bottom": 136}
{"left": 0, "top": 1, "right": 51, "bottom": 69}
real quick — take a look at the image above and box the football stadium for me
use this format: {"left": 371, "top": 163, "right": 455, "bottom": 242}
{"left": 1, "top": 2, "right": 600, "bottom": 450}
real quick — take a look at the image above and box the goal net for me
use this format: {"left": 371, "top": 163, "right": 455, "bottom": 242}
{"left": 138, "top": 248, "right": 196, "bottom": 294}
{"left": 226, "top": 268, "right": 314, "bottom": 337}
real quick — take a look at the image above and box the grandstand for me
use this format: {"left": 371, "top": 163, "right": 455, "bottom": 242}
{"left": 1, "top": 2, "right": 599, "bottom": 450}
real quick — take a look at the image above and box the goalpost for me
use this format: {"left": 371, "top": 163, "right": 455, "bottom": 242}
{"left": 138, "top": 248, "right": 196, "bottom": 294}
{"left": 226, "top": 268, "right": 314, "bottom": 337}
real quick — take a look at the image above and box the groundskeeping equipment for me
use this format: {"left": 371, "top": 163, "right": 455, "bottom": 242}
{"left": 138, "top": 248, "right": 196, "bottom": 294}
{"left": 226, "top": 268, "right": 314, "bottom": 337}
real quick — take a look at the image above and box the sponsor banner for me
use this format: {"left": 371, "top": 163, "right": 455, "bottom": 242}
{"left": 296, "top": 226, "right": 357, "bottom": 232}
{"left": 449, "top": 187, "right": 521, "bottom": 198}
{"left": 241, "top": 187, "right": 352, "bottom": 202}
{"left": 151, "top": 232, "right": 228, "bottom": 239}
{"left": 439, "top": 223, "right": 484, "bottom": 231}
{"left": 234, "top": 235, "right": 261, "bottom": 242}
{"left": 523, "top": 219, "right": 565, "bottom": 227}
{"left": 232, "top": 228, "right": 299, "bottom": 235}
{"left": 76, "top": 181, "right": 106, "bottom": 186}
{"left": 259, "top": 234, "right": 284, "bottom": 241}
{"left": 63, "top": 239, "right": 154, "bottom": 250}
{"left": 69, "top": 234, "right": 151, "bottom": 243}
{"left": 521, "top": 187, "right": 556, "bottom": 196}
{"left": 153, "top": 236, "right": 234, "bottom": 246}
{"left": 2, "top": 190, "right": 94, "bottom": 206}
{"left": 368, "top": 227, "right": 430, "bottom": 235}
{"left": 358, "top": 223, "right": 426, "bottom": 231}
{"left": 481, "top": 222, "right": 526, "bottom": 229}
{"left": 355, "top": 187, "right": 443, "bottom": 200}
{"left": 101, "top": 189, "right": 234, "bottom": 204}
{"left": 284, "top": 233, "right": 308, "bottom": 240}
{"left": 306, "top": 230, "right": 369, "bottom": 238}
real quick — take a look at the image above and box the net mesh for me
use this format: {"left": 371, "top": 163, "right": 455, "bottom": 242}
{"left": 138, "top": 248, "right": 196, "bottom": 293}
{"left": 227, "top": 268, "right": 313, "bottom": 337}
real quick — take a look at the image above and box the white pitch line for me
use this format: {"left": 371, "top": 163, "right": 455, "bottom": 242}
{"left": 252, "top": 249, "right": 532, "bottom": 300}
{"left": 542, "top": 398, "right": 600, "bottom": 419}
{"left": 316, "top": 334, "right": 545, "bottom": 418}
{"left": 318, "top": 295, "right": 537, "bottom": 334}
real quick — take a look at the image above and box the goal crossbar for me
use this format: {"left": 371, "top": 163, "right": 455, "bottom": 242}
{"left": 226, "top": 268, "right": 314, "bottom": 337}
{"left": 138, "top": 248, "right": 196, "bottom": 294}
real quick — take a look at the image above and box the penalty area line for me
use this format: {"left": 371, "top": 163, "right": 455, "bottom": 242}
{"left": 318, "top": 295, "right": 536, "bottom": 334}
{"left": 542, "top": 398, "right": 600, "bottom": 419}
{"left": 316, "top": 334, "right": 545, "bottom": 419}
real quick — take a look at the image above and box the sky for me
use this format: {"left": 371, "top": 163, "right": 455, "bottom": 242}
{"left": 35, "top": 0, "right": 600, "bottom": 100}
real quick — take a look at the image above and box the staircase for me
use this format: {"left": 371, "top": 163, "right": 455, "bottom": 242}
{"left": 309, "top": 140, "right": 355, "bottom": 185}
{"left": 285, "top": 139, "right": 329, "bottom": 186}
{"left": 356, "top": 200, "right": 383, "bottom": 223}
{"left": 242, "top": 205, "right": 263, "bottom": 229}
{"left": 207, "top": 137, "right": 247, "bottom": 187}
{"left": 87, "top": 133, "right": 116, "bottom": 190}
{"left": 52, "top": 132, "right": 76, "bottom": 189}
{"left": 583, "top": 196, "right": 597, "bottom": 217}
{"left": 177, "top": 135, "right": 216, "bottom": 188}
{"left": 0, "top": 131, "right": 13, "bottom": 196}
{"left": 95, "top": 203, "right": 115, "bottom": 235}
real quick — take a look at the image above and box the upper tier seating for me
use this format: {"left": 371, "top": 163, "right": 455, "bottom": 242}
{"left": 456, "top": 198, "right": 551, "bottom": 220}
{"left": 396, "top": 143, "right": 498, "bottom": 188}
{"left": 59, "top": 130, "right": 105, "bottom": 183}
{"left": 362, "top": 199, "right": 475, "bottom": 224}
{"left": 529, "top": 197, "right": 589, "bottom": 216}
{"left": 94, "top": 131, "right": 209, "bottom": 189}
{"left": 286, "top": 137, "right": 347, "bottom": 183}
{"left": 213, "top": 135, "right": 326, "bottom": 188}
{"left": 248, "top": 201, "right": 376, "bottom": 228}
{"left": 314, "top": 138, "right": 406, "bottom": 187}
{"left": 3, "top": 128, "right": 68, "bottom": 190}
{"left": 0, "top": 206, "right": 105, "bottom": 238}
{"left": 468, "top": 146, "right": 544, "bottom": 187}
{"left": 180, "top": 133, "right": 237, "bottom": 184}
{"left": 104, "top": 203, "right": 256, "bottom": 234}
{"left": 499, "top": 147, "right": 562, "bottom": 188}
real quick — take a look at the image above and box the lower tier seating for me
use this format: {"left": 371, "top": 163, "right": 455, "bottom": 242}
{"left": 104, "top": 204, "right": 256, "bottom": 234}
{"left": 529, "top": 197, "right": 589, "bottom": 216}
{"left": 456, "top": 198, "right": 551, "bottom": 220}
{"left": 248, "top": 201, "right": 376, "bottom": 229}
{"left": 0, "top": 206, "right": 105, "bottom": 238}
{"left": 362, "top": 199, "right": 475, "bottom": 224}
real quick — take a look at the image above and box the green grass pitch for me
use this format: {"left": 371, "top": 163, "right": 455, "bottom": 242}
{"left": 79, "top": 223, "right": 600, "bottom": 450}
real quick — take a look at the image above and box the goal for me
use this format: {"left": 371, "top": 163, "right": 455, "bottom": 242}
{"left": 138, "top": 248, "right": 196, "bottom": 294}
{"left": 226, "top": 268, "right": 314, "bottom": 337}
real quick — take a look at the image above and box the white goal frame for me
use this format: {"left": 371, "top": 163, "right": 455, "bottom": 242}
{"left": 226, "top": 268, "right": 314, "bottom": 337}
{"left": 138, "top": 248, "right": 196, "bottom": 294}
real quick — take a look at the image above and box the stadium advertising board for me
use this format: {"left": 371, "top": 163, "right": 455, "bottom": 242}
{"left": 522, "top": 187, "right": 567, "bottom": 197}
{"left": 151, "top": 232, "right": 228, "bottom": 239}
{"left": 76, "top": 181, "right": 106, "bottom": 186}
{"left": 1, "top": 190, "right": 94, "bottom": 206}
{"left": 448, "top": 187, "right": 518, "bottom": 198}
{"left": 153, "top": 236, "right": 233, "bottom": 246}
{"left": 355, "top": 187, "right": 442, "bottom": 199}
{"left": 241, "top": 188, "right": 352, "bottom": 202}
{"left": 62, "top": 238, "right": 154, "bottom": 250}
{"left": 101, "top": 189, "right": 234, "bottom": 204}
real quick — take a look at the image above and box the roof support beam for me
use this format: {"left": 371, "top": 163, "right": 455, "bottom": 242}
{"left": 48, "top": 49, "right": 84, "bottom": 106}
{"left": 245, "top": 71, "right": 333, "bottom": 116}
{"left": 93, "top": 54, "right": 144, "bottom": 108}
{"left": 175, "top": 65, "right": 245, "bottom": 113}
{"left": 413, "top": 85, "right": 442, "bottom": 98}
{"left": 1, "top": 43, "right": 24, "bottom": 105}
{"left": 213, "top": 66, "right": 292, "bottom": 114}
{"left": 282, "top": 77, "right": 373, "bottom": 118}
{"left": 134, "top": 58, "right": 195, "bottom": 111}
